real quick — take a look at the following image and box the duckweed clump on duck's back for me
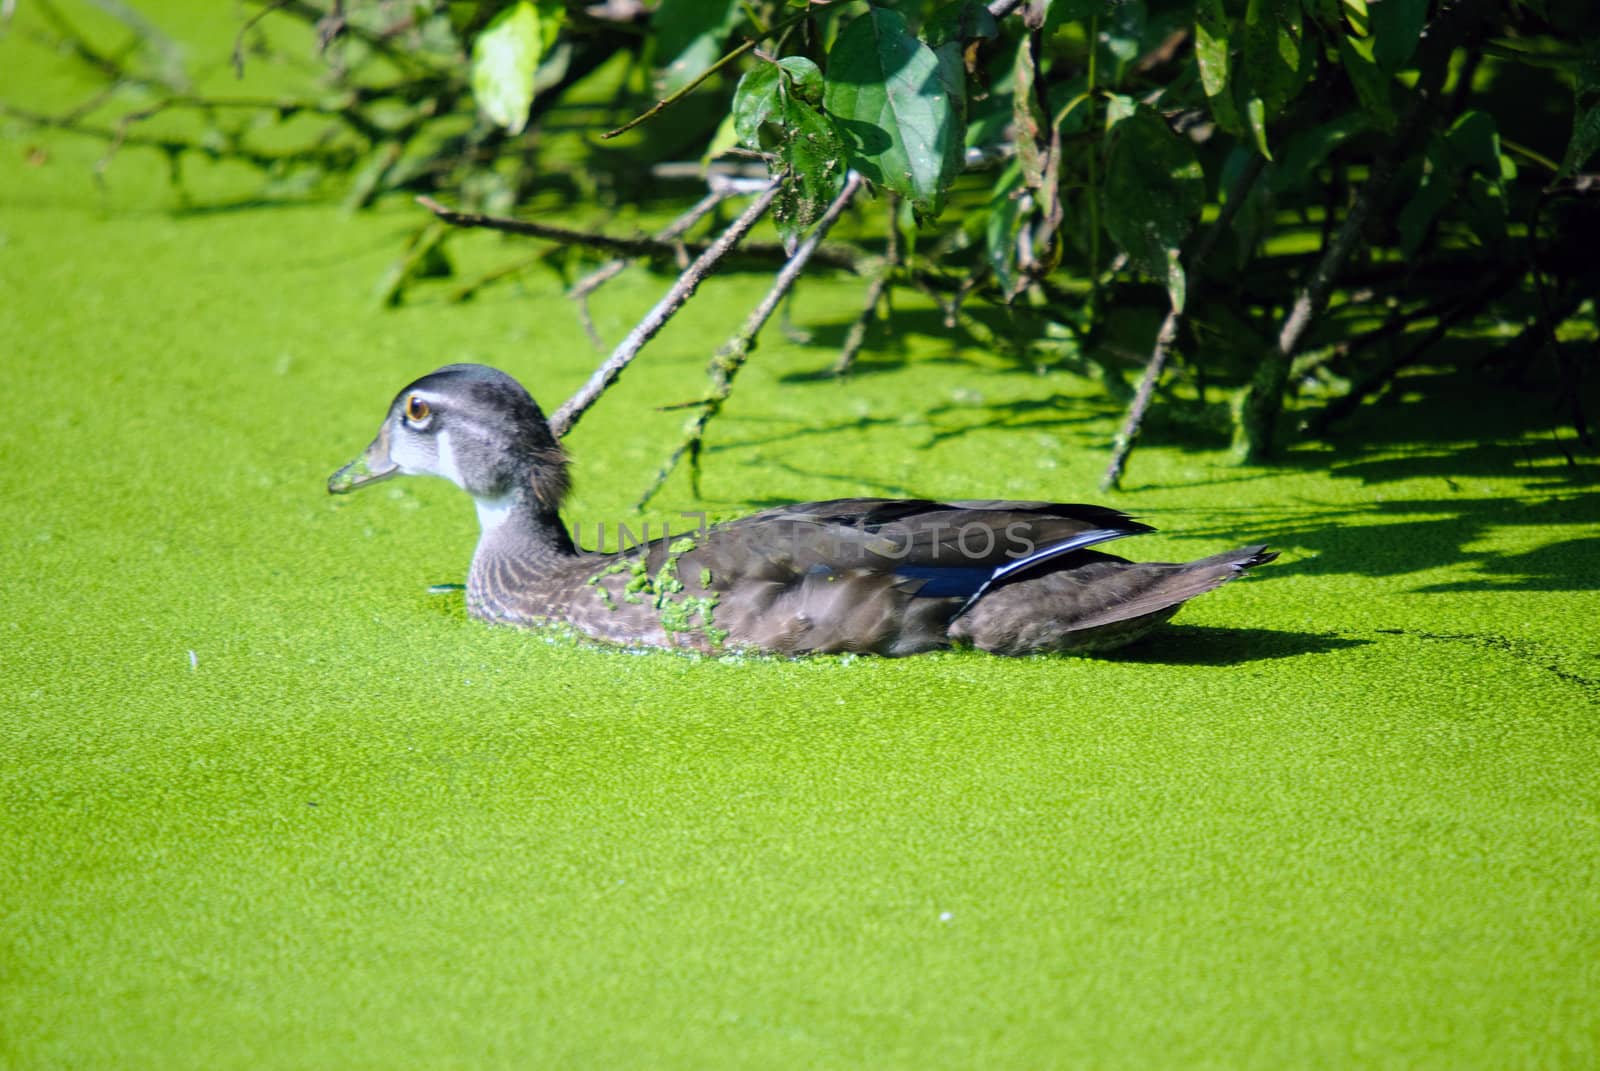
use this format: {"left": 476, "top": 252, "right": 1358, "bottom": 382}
{"left": 585, "top": 538, "right": 726, "bottom": 647}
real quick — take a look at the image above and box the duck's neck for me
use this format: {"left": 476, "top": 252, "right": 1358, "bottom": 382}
{"left": 466, "top": 489, "right": 578, "bottom": 624}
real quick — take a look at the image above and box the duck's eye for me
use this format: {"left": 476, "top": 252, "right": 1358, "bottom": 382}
{"left": 404, "top": 394, "right": 431, "bottom": 424}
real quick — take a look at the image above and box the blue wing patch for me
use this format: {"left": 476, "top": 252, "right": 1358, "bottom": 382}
{"left": 896, "top": 528, "right": 1135, "bottom": 614}
{"left": 893, "top": 565, "right": 994, "bottom": 598}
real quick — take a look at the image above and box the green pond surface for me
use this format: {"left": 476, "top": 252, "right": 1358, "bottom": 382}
{"left": 3, "top": 7, "right": 1598, "bottom": 1069}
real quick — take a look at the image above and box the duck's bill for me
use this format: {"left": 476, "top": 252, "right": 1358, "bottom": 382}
{"left": 328, "top": 436, "right": 399, "bottom": 494}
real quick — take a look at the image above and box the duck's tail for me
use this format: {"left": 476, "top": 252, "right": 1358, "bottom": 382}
{"left": 948, "top": 544, "right": 1278, "bottom": 655}
{"left": 1062, "top": 545, "right": 1277, "bottom": 633}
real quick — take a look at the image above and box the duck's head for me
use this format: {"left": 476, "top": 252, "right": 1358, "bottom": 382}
{"left": 328, "top": 364, "right": 570, "bottom": 512}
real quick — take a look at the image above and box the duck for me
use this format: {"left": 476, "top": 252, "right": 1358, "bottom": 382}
{"left": 328, "top": 364, "right": 1276, "bottom": 656}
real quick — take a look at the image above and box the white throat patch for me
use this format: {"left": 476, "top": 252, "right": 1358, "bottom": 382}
{"left": 474, "top": 494, "right": 518, "bottom": 537}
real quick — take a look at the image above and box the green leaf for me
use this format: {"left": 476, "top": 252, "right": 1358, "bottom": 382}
{"left": 824, "top": 6, "right": 964, "bottom": 214}
{"left": 1194, "top": 0, "right": 1242, "bottom": 134}
{"left": 1242, "top": 0, "right": 1304, "bottom": 117}
{"left": 1369, "top": 0, "right": 1429, "bottom": 73}
{"left": 1012, "top": 36, "right": 1045, "bottom": 187}
{"left": 772, "top": 99, "right": 849, "bottom": 250}
{"left": 985, "top": 162, "right": 1030, "bottom": 295}
{"left": 1305, "top": 0, "right": 1343, "bottom": 30}
{"left": 1554, "top": 41, "right": 1600, "bottom": 178}
{"left": 1558, "top": 99, "right": 1600, "bottom": 178}
{"left": 778, "top": 56, "right": 825, "bottom": 104}
{"left": 1244, "top": 92, "right": 1271, "bottom": 158}
{"left": 732, "top": 63, "right": 784, "bottom": 149}
{"left": 933, "top": 37, "right": 968, "bottom": 127}
{"left": 1103, "top": 92, "right": 1138, "bottom": 129}
{"left": 1342, "top": 0, "right": 1370, "bottom": 35}
{"left": 1095, "top": 0, "right": 1146, "bottom": 83}
{"left": 1044, "top": 0, "right": 1115, "bottom": 32}
{"left": 1337, "top": 30, "right": 1395, "bottom": 130}
{"left": 925, "top": 0, "right": 999, "bottom": 47}
{"left": 653, "top": 0, "right": 741, "bottom": 96}
{"left": 1102, "top": 106, "right": 1205, "bottom": 310}
{"left": 1270, "top": 113, "right": 1370, "bottom": 192}
{"left": 471, "top": 1, "right": 543, "bottom": 134}
{"left": 1194, "top": 0, "right": 1231, "bottom": 98}
{"left": 734, "top": 60, "right": 849, "bottom": 247}
{"left": 1461, "top": 172, "right": 1509, "bottom": 247}
{"left": 1443, "top": 110, "right": 1502, "bottom": 173}
{"left": 1163, "top": 249, "right": 1187, "bottom": 314}
{"left": 1396, "top": 137, "right": 1452, "bottom": 257}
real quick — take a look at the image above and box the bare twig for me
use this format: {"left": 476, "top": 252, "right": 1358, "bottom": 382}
{"left": 1101, "top": 311, "right": 1183, "bottom": 490}
{"left": 1100, "top": 154, "right": 1266, "bottom": 490}
{"left": 941, "top": 268, "right": 986, "bottom": 329}
{"left": 416, "top": 193, "right": 866, "bottom": 272}
{"left": 831, "top": 194, "right": 899, "bottom": 375}
{"left": 0, "top": 100, "right": 359, "bottom": 174}
{"left": 547, "top": 179, "right": 782, "bottom": 439}
{"left": 232, "top": 0, "right": 291, "bottom": 77}
{"left": 569, "top": 185, "right": 734, "bottom": 349}
{"left": 638, "top": 172, "right": 867, "bottom": 506}
{"left": 1304, "top": 268, "right": 1519, "bottom": 434}
{"left": 601, "top": 8, "right": 810, "bottom": 140}
{"left": 1236, "top": 167, "right": 1398, "bottom": 457}
{"left": 420, "top": 194, "right": 705, "bottom": 258}
{"left": 830, "top": 267, "right": 892, "bottom": 376}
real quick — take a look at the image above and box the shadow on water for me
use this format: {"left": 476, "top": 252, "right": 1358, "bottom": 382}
{"left": 1110, "top": 626, "right": 1370, "bottom": 665}
{"left": 775, "top": 305, "right": 1078, "bottom": 382}
{"left": 1157, "top": 403, "right": 1598, "bottom": 594}
{"left": 1160, "top": 480, "right": 1597, "bottom": 594}
{"left": 743, "top": 358, "right": 1600, "bottom": 596}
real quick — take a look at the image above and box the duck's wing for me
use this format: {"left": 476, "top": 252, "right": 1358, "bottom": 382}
{"left": 617, "top": 499, "right": 1156, "bottom": 655}
{"left": 694, "top": 497, "right": 1154, "bottom": 589}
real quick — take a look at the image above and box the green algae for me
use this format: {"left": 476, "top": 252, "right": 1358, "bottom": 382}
{"left": 2, "top": 6, "right": 1600, "bottom": 1070}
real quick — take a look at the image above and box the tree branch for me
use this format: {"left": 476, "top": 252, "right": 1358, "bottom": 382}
{"left": 416, "top": 193, "right": 867, "bottom": 272}
{"left": 1302, "top": 268, "right": 1518, "bottom": 436}
{"left": 1236, "top": 0, "right": 1486, "bottom": 459}
{"left": 569, "top": 184, "right": 735, "bottom": 349}
{"left": 1100, "top": 153, "right": 1266, "bottom": 490}
{"left": 831, "top": 194, "right": 899, "bottom": 376}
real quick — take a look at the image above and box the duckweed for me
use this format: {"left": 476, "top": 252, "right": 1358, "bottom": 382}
{"left": 3, "top": 11, "right": 1598, "bottom": 1067}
